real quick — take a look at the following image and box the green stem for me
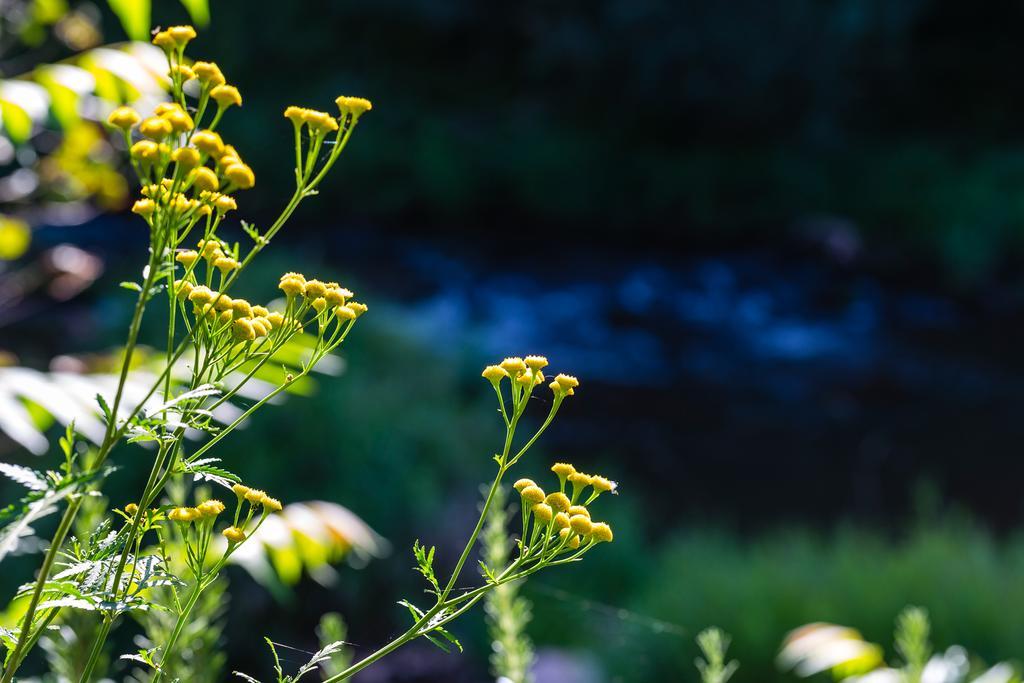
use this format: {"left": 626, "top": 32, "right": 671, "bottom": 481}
{"left": 0, "top": 496, "right": 83, "bottom": 683}
{"left": 151, "top": 580, "right": 204, "bottom": 683}
{"left": 78, "top": 618, "right": 112, "bottom": 683}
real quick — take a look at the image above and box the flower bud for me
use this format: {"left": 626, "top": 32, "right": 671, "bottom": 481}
{"left": 222, "top": 526, "right": 247, "bottom": 543}
{"left": 545, "top": 492, "right": 570, "bottom": 512}
{"left": 531, "top": 503, "right": 553, "bottom": 524}
{"left": 519, "top": 485, "right": 545, "bottom": 505}
{"left": 139, "top": 116, "right": 173, "bottom": 140}
{"left": 482, "top": 365, "right": 508, "bottom": 383}
{"left": 569, "top": 514, "right": 592, "bottom": 536}
{"left": 168, "top": 25, "right": 196, "bottom": 47}
{"left": 232, "top": 318, "right": 255, "bottom": 341}
{"left": 193, "top": 61, "right": 226, "bottom": 86}
{"left": 197, "top": 499, "right": 225, "bottom": 517}
{"left": 172, "top": 147, "right": 201, "bottom": 169}
{"left": 192, "top": 130, "right": 224, "bottom": 156}
{"left": 224, "top": 163, "right": 255, "bottom": 189}
{"left": 107, "top": 106, "right": 140, "bottom": 130}
{"left": 590, "top": 522, "right": 613, "bottom": 543}
{"left": 211, "top": 84, "right": 242, "bottom": 108}
{"left": 512, "top": 478, "right": 535, "bottom": 492}
{"left": 176, "top": 250, "right": 199, "bottom": 267}
{"left": 132, "top": 198, "right": 156, "bottom": 216}
{"left": 190, "top": 167, "right": 219, "bottom": 192}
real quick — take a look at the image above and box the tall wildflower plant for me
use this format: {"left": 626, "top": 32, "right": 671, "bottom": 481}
{"left": 0, "top": 26, "right": 618, "bottom": 683}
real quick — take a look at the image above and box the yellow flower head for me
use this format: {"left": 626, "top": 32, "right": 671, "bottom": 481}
{"left": 516, "top": 370, "right": 535, "bottom": 387}
{"left": 214, "top": 256, "right": 240, "bottom": 274}
{"left": 567, "top": 505, "right": 590, "bottom": 519}
{"left": 139, "top": 116, "right": 173, "bottom": 140}
{"left": 531, "top": 503, "right": 553, "bottom": 524}
{"left": 500, "top": 357, "right": 528, "bottom": 377}
{"left": 304, "top": 110, "right": 339, "bottom": 133}
{"left": 173, "top": 279, "right": 193, "bottom": 300}
{"left": 224, "top": 163, "right": 255, "bottom": 189}
{"left": 284, "top": 106, "right": 307, "bottom": 125}
{"left": 163, "top": 107, "right": 194, "bottom": 133}
{"left": 168, "top": 25, "right": 196, "bottom": 47}
{"left": 525, "top": 355, "right": 549, "bottom": 370}
{"left": 231, "top": 483, "right": 250, "bottom": 498}
{"left": 193, "top": 61, "right": 226, "bottom": 86}
{"left": 172, "top": 147, "right": 201, "bottom": 170}
{"left": 569, "top": 514, "right": 593, "bottom": 536}
{"left": 124, "top": 503, "right": 139, "bottom": 516}
{"left": 568, "top": 472, "right": 593, "bottom": 489}
{"left": 513, "top": 479, "right": 535, "bottom": 493}
{"left": 555, "top": 374, "right": 579, "bottom": 391}
{"left": 171, "top": 64, "right": 195, "bottom": 81}
{"left": 244, "top": 488, "right": 266, "bottom": 504}
{"left": 324, "top": 285, "right": 348, "bottom": 307}
{"left": 231, "top": 299, "right": 252, "bottom": 319}
{"left": 590, "top": 522, "right": 614, "bottom": 543}
{"left": 192, "top": 130, "right": 224, "bottom": 156}
{"left": 348, "top": 301, "right": 368, "bottom": 317}
{"left": 551, "top": 462, "right": 576, "bottom": 483}
{"left": 304, "top": 279, "right": 327, "bottom": 299}
{"left": 132, "top": 198, "right": 156, "bottom": 217}
{"left": 267, "top": 312, "right": 285, "bottom": 328}
{"left": 130, "top": 140, "right": 161, "bottom": 162}
{"left": 279, "top": 275, "right": 306, "bottom": 298}
{"left": 482, "top": 365, "right": 508, "bottom": 384}
{"left": 559, "top": 528, "right": 582, "bottom": 549}
{"left": 545, "top": 492, "right": 571, "bottom": 513}
{"left": 519, "top": 485, "right": 545, "bottom": 505}
{"left": 261, "top": 495, "right": 283, "bottom": 512}
{"left": 197, "top": 499, "right": 226, "bottom": 517}
{"left": 232, "top": 318, "right": 256, "bottom": 341}
{"left": 214, "top": 194, "right": 237, "bottom": 213}
{"left": 222, "top": 526, "right": 247, "bottom": 543}
{"left": 591, "top": 476, "right": 617, "bottom": 494}
{"left": 218, "top": 309, "right": 234, "bottom": 326}
{"left": 199, "top": 238, "right": 223, "bottom": 259}
{"left": 152, "top": 30, "right": 176, "bottom": 51}
{"left": 187, "top": 285, "right": 215, "bottom": 305}
{"left": 191, "top": 166, "right": 219, "bottom": 192}
{"left": 252, "top": 318, "right": 270, "bottom": 337}
{"left": 335, "top": 305, "right": 356, "bottom": 321}
{"left": 211, "top": 84, "right": 242, "bottom": 108}
{"left": 335, "top": 95, "right": 373, "bottom": 119}
{"left": 312, "top": 297, "right": 328, "bottom": 313}
{"left": 175, "top": 250, "right": 199, "bottom": 267}
{"left": 553, "top": 512, "right": 570, "bottom": 529}
{"left": 107, "top": 106, "right": 140, "bottom": 130}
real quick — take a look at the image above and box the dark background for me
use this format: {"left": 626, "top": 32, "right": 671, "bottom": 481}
{"left": 7, "top": 1, "right": 1024, "bottom": 681}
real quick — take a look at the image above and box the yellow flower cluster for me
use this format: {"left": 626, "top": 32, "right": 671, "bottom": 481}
{"left": 277, "top": 272, "right": 367, "bottom": 325}
{"left": 107, "top": 26, "right": 256, "bottom": 233}
{"left": 514, "top": 461, "right": 616, "bottom": 555}
{"left": 482, "top": 355, "right": 579, "bottom": 399}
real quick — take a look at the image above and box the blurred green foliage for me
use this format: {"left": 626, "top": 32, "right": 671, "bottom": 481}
{"left": 522, "top": 517, "right": 1024, "bottom": 682}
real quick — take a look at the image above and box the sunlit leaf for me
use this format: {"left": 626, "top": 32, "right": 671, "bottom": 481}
{"left": 0, "top": 101, "right": 33, "bottom": 144}
{"left": 179, "top": 0, "right": 210, "bottom": 26}
{"left": 107, "top": 0, "right": 152, "bottom": 41}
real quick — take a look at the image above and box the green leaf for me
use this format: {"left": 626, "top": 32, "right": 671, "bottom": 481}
{"left": 107, "top": 0, "right": 151, "bottom": 41}
{"left": 120, "top": 281, "right": 142, "bottom": 291}
{"left": 0, "top": 101, "right": 33, "bottom": 144}
{"left": 179, "top": 0, "right": 210, "bottom": 26}
{"left": 36, "top": 74, "right": 79, "bottom": 129}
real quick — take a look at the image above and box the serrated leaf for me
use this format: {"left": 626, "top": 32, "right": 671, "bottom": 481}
{"left": 0, "top": 463, "right": 47, "bottom": 491}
